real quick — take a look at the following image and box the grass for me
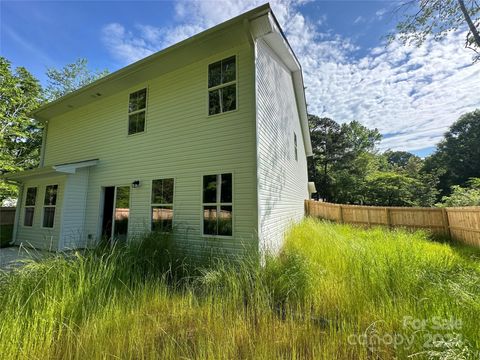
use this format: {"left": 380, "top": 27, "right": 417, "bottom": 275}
{"left": 0, "top": 224, "right": 13, "bottom": 248}
{"left": 0, "top": 219, "right": 479, "bottom": 359}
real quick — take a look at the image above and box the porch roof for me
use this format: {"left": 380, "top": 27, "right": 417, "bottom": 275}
{"left": 3, "top": 159, "right": 98, "bottom": 182}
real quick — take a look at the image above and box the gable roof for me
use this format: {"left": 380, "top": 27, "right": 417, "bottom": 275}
{"left": 32, "top": 3, "right": 312, "bottom": 156}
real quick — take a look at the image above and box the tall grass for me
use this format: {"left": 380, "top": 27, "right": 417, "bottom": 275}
{"left": 0, "top": 219, "right": 479, "bottom": 359}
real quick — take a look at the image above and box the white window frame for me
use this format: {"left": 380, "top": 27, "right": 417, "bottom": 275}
{"left": 207, "top": 55, "right": 238, "bottom": 116}
{"left": 23, "top": 187, "right": 37, "bottom": 227}
{"left": 127, "top": 87, "right": 148, "bottom": 136}
{"left": 150, "top": 177, "right": 175, "bottom": 233}
{"left": 201, "top": 173, "right": 233, "bottom": 238}
{"left": 41, "top": 184, "right": 58, "bottom": 229}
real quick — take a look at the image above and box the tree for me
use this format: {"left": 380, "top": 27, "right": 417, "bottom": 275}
{"left": 0, "top": 57, "right": 43, "bottom": 202}
{"left": 424, "top": 109, "right": 480, "bottom": 197}
{"left": 390, "top": 0, "right": 480, "bottom": 61}
{"left": 437, "top": 178, "right": 480, "bottom": 206}
{"left": 45, "top": 58, "right": 108, "bottom": 101}
{"left": 308, "top": 115, "right": 345, "bottom": 201}
{"left": 384, "top": 150, "right": 417, "bottom": 168}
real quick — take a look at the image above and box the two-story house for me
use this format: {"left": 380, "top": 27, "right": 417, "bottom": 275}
{"left": 5, "top": 4, "right": 313, "bottom": 257}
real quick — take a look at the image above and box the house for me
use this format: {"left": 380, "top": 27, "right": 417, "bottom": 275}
{"left": 5, "top": 4, "right": 313, "bottom": 257}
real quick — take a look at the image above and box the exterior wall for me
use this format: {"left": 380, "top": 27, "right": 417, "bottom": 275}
{"left": 60, "top": 168, "right": 90, "bottom": 249}
{"left": 15, "top": 175, "right": 66, "bottom": 250}
{"left": 42, "top": 42, "right": 258, "bottom": 256}
{"left": 255, "top": 39, "right": 309, "bottom": 253}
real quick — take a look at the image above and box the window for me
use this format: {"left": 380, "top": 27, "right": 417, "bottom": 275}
{"left": 202, "top": 174, "right": 232, "bottom": 236}
{"left": 128, "top": 88, "right": 147, "bottom": 135}
{"left": 208, "top": 56, "right": 236, "bottom": 115}
{"left": 43, "top": 185, "right": 58, "bottom": 228}
{"left": 24, "top": 187, "right": 37, "bottom": 226}
{"left": 294, "top": 132, "right": 298, "bottom": 161}
{"left": 151, "top": 178, "right": 174, "bottom": 232}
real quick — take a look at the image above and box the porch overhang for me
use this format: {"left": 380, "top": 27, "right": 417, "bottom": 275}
{"left": 3, "top": 159, "right": 99, "bottom": 182}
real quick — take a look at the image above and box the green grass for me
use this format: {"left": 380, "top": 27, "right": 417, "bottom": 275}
{"left": 0, "top": 219, "right": 479, "bottom": 359}
{"left": 0, "top": 224, "right": 13, "bottom": 247}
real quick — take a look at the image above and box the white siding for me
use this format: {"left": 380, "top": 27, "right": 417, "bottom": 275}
{"left": 255, "top": 39, "right": 309, "bottom": 253}
{"left": 43, "top": 42, "right": 258, "bottom": 257}
{"left": 60, "top": 168, "right": 90, "bottom": 249}
{"left": 15, "top": 176, "right": 66, "bottom": 250}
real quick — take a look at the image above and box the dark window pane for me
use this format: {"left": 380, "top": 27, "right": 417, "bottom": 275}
{"left": 152, "top": 178, "right": 174, "bottom": 204}
{"left": 129, "top": 88, "right": 147, "bottom": 112}
{"left": 203, "top": 175, "right": 217, "bottom": 203}
{"left": 222, "top": 56, "right": 236, "bottom": 83}
{"left": 43, "top": 207, "right": 55, "bottom": 228}
{"left": 221, "top": 84, "right": 236, "bottom": 112}
{"left": 208, "top": 90, "right": 220, "bottom": 115}
{"left": 24, "top": 207, "right": 34, "bottom": 226}
{"left": 220, "top": 173, "right": 232, "bottom": 203}
{"left": 25, "top": 187, "right": 37, "bottom": 206}
{"left": 203, "top": 206, "right": 217, "bottom": 235}
{"left": 152, "top": 206, "right": 173, "bottom": 232}
{"left": 44, "top": 185, "right": 58, "bottom": 206}
{"left": 128, "top": 111, "right": 145, "bottom": 135}
{"left": 218, "top": 205, "right": 232, "bottom": 236}
{"left": 208, "top": 61, "right": 222, "bottom": 88}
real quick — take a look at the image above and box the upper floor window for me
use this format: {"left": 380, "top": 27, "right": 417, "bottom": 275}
{"left": 128, "top": 88, "right": 147, "bottom": 135}
{"left": 43, "top": 185, "right": 58, "bottom": 228}
{"left": 24, "top": 187, "right": 37, "bottom": 226}
{"left": 208, "top": 56, "right": 236, "bottom": 115}
{"left": 202, "top": 173, "right": 232, "bottom": 236}
{"left": 294, "top": 132, "right": 298, "bottom": 161}
{"left": 151, "top": 178, "right": 174, "bottom": 232}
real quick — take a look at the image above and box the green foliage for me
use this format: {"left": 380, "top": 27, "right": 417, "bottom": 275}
{"left": 424, "top": 109, "right": 480, "bottom": 198}
{"left": 0, "top": 57, "right": 43, "bottom": 202}
{"left": 438, "top": 178, "right": 480, "bottom": 207}
{"left": 390, "top": 0, "right": 480, "bottom": 62}
{"left": 45, "top": 58, "right": 109, "bottom": 101}
{"left": 1, "top": 220, "right": 479, "bottom": 358}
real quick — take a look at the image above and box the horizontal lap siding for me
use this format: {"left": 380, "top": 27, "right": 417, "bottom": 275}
{"left": 255, "top": 39, "right": 309, "bottom": 253}
{"left": 43, "top": 43, "right": 258, "bottom": 256}
{"left": 15, "top": 176, "right": 66, "bottom": 250}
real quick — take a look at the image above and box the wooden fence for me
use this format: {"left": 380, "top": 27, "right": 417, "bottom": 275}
{"left": 0, "top": 207, "right": 16, "bottom": 225}
{"left": 305, "top": 200, "right": 480, "bottom": 248}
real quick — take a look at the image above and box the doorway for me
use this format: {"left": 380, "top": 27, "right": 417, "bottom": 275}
{"left": 101, "top": 186, "right": 130, "bottom": 243}
{"left": 101, "top": 187, "right": 115, "bottom": 240}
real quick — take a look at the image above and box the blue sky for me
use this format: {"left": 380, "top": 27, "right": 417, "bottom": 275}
{"left": 2, "top": 0, "right": 479, "bottom": 156}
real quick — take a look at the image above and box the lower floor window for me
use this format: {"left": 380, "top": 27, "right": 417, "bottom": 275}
{"left": 151, "top": 178, "right": 174, "bottom": 232}
{"left": 24, "top": 207, "right": 34, "bottom": 226}
{"left": 43, "top": 185, "right": 58, "bottom": 228}
{"left": 202, "top": 173, "right": 233, "bottom": 236}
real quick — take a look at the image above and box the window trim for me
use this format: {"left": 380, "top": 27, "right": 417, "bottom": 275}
{"left": 127, "top": 86, "right": 148, "bottom": 136}
{"left": 207, "top": 55, "right": 238, "bottom": 117}
{"left": 201, "top": 172, "right": 234, "bottom": 238}
{"left": 23, "top": 186, "right": 37, "bottom": 227}
{"left": 41, "top": 184, "right": 58, "bottom": 229}
{"left": 150, "top": 177, "right": 176, "bottom": 233}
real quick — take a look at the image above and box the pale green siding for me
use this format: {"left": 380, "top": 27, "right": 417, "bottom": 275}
{"left": 43, "top": 42, "right": 258, "bottom": 256}
{"left": 15, "top": 176, "right": 66, "bottom": 250}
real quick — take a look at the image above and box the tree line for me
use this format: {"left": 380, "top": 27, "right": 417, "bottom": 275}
{"left": 308, "top": 110, "right": 480, "bottom": 207}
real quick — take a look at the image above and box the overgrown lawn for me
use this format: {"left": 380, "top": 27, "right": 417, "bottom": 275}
{"left": 0, "top": 219, "right": 479, "bottom": 359}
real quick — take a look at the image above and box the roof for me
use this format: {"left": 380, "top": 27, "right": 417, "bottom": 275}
{"left": 3, "top": 159, "right": 98, "bottom": 181}
{"left": 32, "top": 2, "right": 312, "bottom": 156}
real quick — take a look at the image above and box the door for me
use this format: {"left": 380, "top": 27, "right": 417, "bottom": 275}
{"left": 101, "top": 186, "right": 130, "bottom": 244}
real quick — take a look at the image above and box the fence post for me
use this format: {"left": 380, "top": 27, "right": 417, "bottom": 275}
{"left": 338, "top": 205, "right": 344, "bottom": 223}
{"left": 385, "top": 207, "right": 391, "bottom": 227}
{"left": 442, "top": 208, "right": 451, "bottom": 238}
{"left": 305, "top": 200, "right": 310, "bottom": 217}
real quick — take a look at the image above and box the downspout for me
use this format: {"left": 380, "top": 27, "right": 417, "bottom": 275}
{"left": 6, "top": 180, "right": 23, "bottom": 245}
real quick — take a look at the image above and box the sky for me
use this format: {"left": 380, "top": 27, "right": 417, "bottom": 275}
{"left": 2, "top": 0, "right": 479, "bottom": 156}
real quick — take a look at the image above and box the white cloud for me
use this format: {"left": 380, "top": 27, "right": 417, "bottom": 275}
{"left": 101, "top": 0, "right": 480, "bottom": 153}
